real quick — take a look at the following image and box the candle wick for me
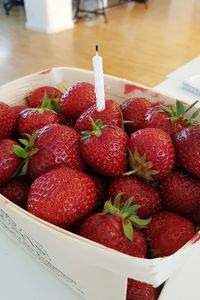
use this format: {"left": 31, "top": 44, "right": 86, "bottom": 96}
{"left": 96, "top": 45, "right": 99, "bottom": 57}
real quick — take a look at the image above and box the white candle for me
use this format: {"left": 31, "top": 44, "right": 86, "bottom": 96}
{"left": 92, "top": 46, "right": 105, "bottom": 111}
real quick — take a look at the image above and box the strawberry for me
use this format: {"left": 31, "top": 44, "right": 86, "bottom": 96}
{"left": 126, "top": 128, "right": 175, "bottom": 180}
{"left": 174, "top": 125, "right": 200, "bottom": 177}
{"left": 126, "top": 279, "right": 159, "bottom": 300}
{"left": 144, "top": 100, "right": 199, "bottom": 135}
{"left": 27, "top": 167, "right": 96, "bottom": 228}
{"left": 13, "top": 124, "right": 85, "bottom": 179}
{"left": 28, "top": 86, "right": 62, "bottom": 108}
{"left": 0, "top": 177, "right": 30, "bottom": 208}
{"left": 12, "top": 105, "right": 28, "bottom": 119}
{"left": 186, "top": 208, "right": 200, "bottom": 227}
{"left": 58, "top": 111, "right": 70, "bottom": 125}
{"left": 108, "top": 176, "right": 161, "bottom": 218}
{"left": 0, "top": 102, "right": 17, "bottom": 139}
{"left": 11, "top": 105, "right": 29, "bottom": 137}
{"left": 60, "top": 82, "right": 96, "bottom": 120}
{"left": 81, "top": 119, "right": 127, "bottom": 177}
{"left": 159, "top": 171, "right": 200, "bottom": 215}
{"left": 80, "top": 194, "right": 149, "bottom": 257}
{"left": 75, "top": 99, "right": 123, "bottom": 132}
{"left": 0, "top": 139, "right": 22, "bottom": 185}
{"left": 121, "top": 97, "right": 152, "bottom": 133}
{"left": 144, "top": 211, "right": 195, "bottom": 256}
{"left": 89, "top": 173, "right": 108, "bottom": 208}
{"left": 17, "top": 100, "right": 60, "bottom": 135}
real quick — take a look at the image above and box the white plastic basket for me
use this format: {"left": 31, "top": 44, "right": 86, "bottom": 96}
{"left": 0, "top": 67, "right": 200, "bottom": 300}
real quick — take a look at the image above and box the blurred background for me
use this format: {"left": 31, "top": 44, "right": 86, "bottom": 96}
{"left": 0, "top": 0, "right": 200, "bottom": 87}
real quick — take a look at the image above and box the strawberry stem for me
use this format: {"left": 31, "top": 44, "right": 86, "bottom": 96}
{"left": 81, "top": 118, "right": 107, "bottom": 141}
{"left": 123, "top": 165, "right": 142, "bottom": 176}
{"left": 125, "top": 148, "right": 160, "bottom": 181}
{"left": 123, "top": 120, "right": 134, "bottom": 125}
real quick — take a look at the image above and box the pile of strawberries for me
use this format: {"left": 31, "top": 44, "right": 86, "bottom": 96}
{"left": 0, "top": 81, "right": 200, "bottom": 300}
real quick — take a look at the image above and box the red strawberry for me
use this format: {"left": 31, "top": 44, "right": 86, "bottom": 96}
{"left": 0, "top": 139, "right": 22, "bottom": 185}
{"left": 58, "top": 111, "right": 70, "bottom": 125}
{"left": 144, "top": 211, "right": 195, "bottom": 256}
{"left": 27, "top": 167, "right": 96, "bottom": 228}
{"left": 144, "top": 100, "right": 199, "bottom": 135}
{"left": 126, "top": 128, "right": 175, "bottom": 180}
{"left": 186, "top": 207, "right": 200, "bottom": 227}
{"left": 18, "top": 107, "right": 60, "bottom": 135}
{"left": 0, "top": 177, "right": 30, "bottom": 208}
{"left": 28, "top": 86, "right": 62, "bottom": 108}
{"left": 174, "top": 125, "right": 200, "bottom": 177}
{"left": 13, "top": 124, "right": 85, "bottom": 179}
{"left": 11, "top": 105, "right": 29, "bottom": 137}
{"left": 81, "top": 119, "right": 127, "bottom": 177}
{"left": 159, "top": 171, "right": 200, "bottom": 215}
{"left": 0, "top": 102, "right": 17, "bottom": 139}
{"left": 80, "top": 194, "right": 149, "bottom": 257}
{"left": 60, "top": 82, "right": 96, "bottom": 120}
{"left": 75, "top": 99, "right": 123, "bottom": 132}
{"left": 121, "top": 97, "right": 152, "bottom": 133}
{"left": 12, "top": 105, "right": 28, "bottom": 119}
{"left": 89, "top": 173, "right": 108, "bottom": 208}
{"left": 126, "top": 279, "right": 159, "bottom": 300}
{"left": 108, "top": 176, "right": 161, "bottom": 218}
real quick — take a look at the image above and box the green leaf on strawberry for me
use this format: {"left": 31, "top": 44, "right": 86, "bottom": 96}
{"left": 18, "top": 138, "right": 30, "bottom": 147}
{"left": 103, "top": 193, "right": 151, "bottom": 241}
{"left": 122, "top": 219, "right": 133, "bottom": 241}
{"left": 176, "top": 100, "right": 185, "bottom": 118}
{"left": 20, "top": 160, "right": 29, "bottom": 176}
{"left": 13, "top": 145, "right": 29, "bottom": 159}
{"left": 81, "top": 118, "right": 107, "bottom": 140}
{"left": 124, "top": 148, "right": 160, "bottom": 181}
{"left": 160, "top": 100, "right": 200, "bottom": 124}
{"left": 12, "top": 132, "right": 39, "bottom": 176}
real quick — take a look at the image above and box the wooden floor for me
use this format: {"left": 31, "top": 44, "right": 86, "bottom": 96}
{"left": 0, "top": 0, "right": 200, "bottom": 87}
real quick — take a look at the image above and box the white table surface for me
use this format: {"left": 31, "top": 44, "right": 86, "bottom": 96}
{"left": 1, "top": 58, "right": 200, "bottom": 300}
{"left": 0, "top": 229, "right": 82, "bottom": 300}
{"left": 154, "top": 56, "right": 200, "bottom": 102}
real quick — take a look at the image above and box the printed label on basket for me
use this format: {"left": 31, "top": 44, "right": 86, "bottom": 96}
{"left": 0, "top": 209, "right": 84, "bottom": 296}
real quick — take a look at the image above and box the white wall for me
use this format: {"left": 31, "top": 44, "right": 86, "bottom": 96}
{"left": 24, "top": 0, "right": 74, "bottom": 33}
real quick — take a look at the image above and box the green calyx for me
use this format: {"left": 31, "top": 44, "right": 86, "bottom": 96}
{"left": 159, "top": 100, "right": 200, "bottom": 125}
{"left": 103, "top": 192, "right": 151, "bottom": 241}
{"left": 81, "top": 117, "right": 107, "bottom": 141}
{"left": 12, "top": 132, "right": 39, "bottom": 176}
{"left": 50, "top": 97, "right": 61, "bottom": 114}
{"left": 124, "top": 149, "right": 160, "bottom": 181}
{"left": 32, "top": 96, "right": 58, "bottom": 114}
